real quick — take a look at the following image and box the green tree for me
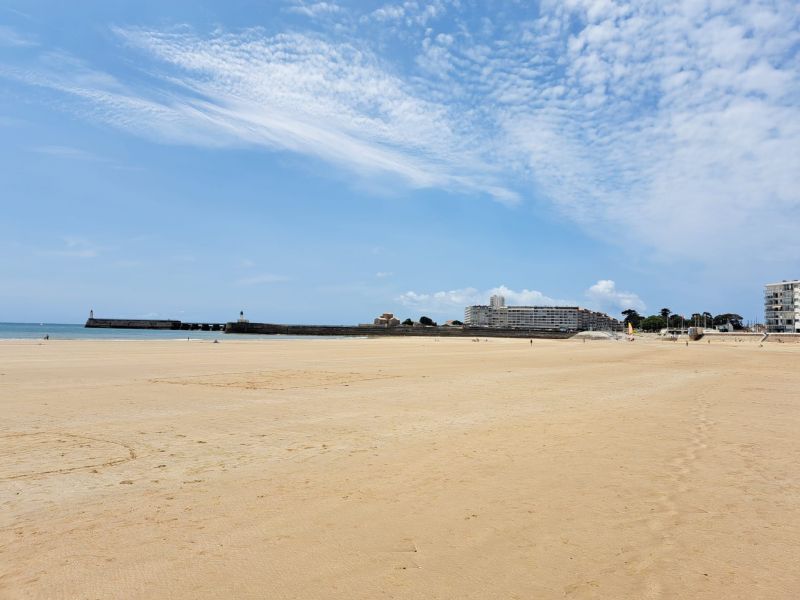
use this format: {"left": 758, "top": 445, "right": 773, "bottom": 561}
{"left": 419, "top": 316, "right": 437, "bottom": 326}
{"left": 660, "top": 308, "right": 671, "bottom": 323}
{"left": 668, "top": 314, "right": 684, "bottom": 328}
{"left": 451, "top": 320, "right": 464, "bottom": 326}
{"left": 621, "top": 309, "right": 643, "bottom": 328}
{"left": 401, "top": 318, "right": 414, "bottom": 326}
{"left": 640, "top": 315, "right": 666, "bottom": 331}
{"left": 713, "top": 313, "right": 744, "bottom": 329}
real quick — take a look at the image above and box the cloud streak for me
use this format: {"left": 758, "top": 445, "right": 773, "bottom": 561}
{"left": 397, "top": 285, "right": 572, "bottom": 315}
{"left": 4, "top": 27, "right": 515, "bottom": 203}
{"left": 0, "top": 25, "right": 37, "bottom": 47}
{"left": 399, "top": 280, "right": 644, "bottom": 316}
{"left": 3, "top": 2, "right": 799, "bottom": 267}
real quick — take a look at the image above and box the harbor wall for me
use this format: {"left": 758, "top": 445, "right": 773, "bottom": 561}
{"left": 86, "top": 318, "right": 181, "bottom": 330}
{"left": 85, "top": 318, "right": 225, "bottom": 331}
{"left": 224, "top": 322, "right": 573, "bottom": 339}
{"left": 700, "top": 332, "right": 800, "bottom": 343}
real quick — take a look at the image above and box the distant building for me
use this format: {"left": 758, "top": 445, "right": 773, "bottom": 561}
{"left": 373, "top": 312, "right": 401, "bottom": 327}
{"left": 764, "top": 280, "right": 800, "bottom": 332}
{"left": 490, "top": 294, "right": 505, "bottom": 309}
{"left": 464, "top": 301, "right": 620, "bottom": 331}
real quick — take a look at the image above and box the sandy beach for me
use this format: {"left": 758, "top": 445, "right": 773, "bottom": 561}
{"left": 1, "top": 336, "right": 798, "bottom": 599}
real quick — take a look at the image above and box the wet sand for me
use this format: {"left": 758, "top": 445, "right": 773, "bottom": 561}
{"left": 1, "top": 337, "right": 799, "bottom": 598}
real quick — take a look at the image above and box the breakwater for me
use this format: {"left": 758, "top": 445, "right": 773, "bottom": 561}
{"left": 86, "top": 318, "right": 225, "bottom": 331}
{"left": 85, "top": 318, "right": 573, "bottom": 338}
{"left": 224, "top": 322, "right": 573, "bottom": 339}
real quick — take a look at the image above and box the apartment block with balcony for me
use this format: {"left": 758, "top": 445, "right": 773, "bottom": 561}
{"left": 764, "top": 280, "right": 800, "bottom": 333}
{"left": 464, "top": 303, "right": 620, "bottom": 332}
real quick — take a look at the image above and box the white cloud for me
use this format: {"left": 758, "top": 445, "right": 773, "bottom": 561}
{"left": 490, "top": 1, "right": 800, "bottom": 264}
{"left": 31, "top": 145, "right": 106, "bottom": 162}
{"left": 286, "top": 2, "right": 342, "bottom": 18}
{"left": 4, "top": 3, "right": 799, "bottom": 269}
{"left": 375, "top": 271, "right": 393, "bottom": 278}
{"left": 585, "top": 280, "right": 645, "bottom": 313}
{"left": 3, "top": 27, "right": 515, "bottom": 204}
{"left": 398, "top": 281, "right": 646, "bottom": 317}
{"left": 397, "top": 284, "right": 572, "bottom": 314}
{"left": 370, "top": 5, "right": 405, "bottom": 22}
{"left": 0, "top": 25, "right": 37, "bottom": 47}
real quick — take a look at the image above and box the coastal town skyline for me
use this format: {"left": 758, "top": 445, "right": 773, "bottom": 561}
{"left": 1, "top": 1, "right": 798, "bottom": 324}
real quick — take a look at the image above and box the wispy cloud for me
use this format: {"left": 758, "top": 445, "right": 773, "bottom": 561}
{"left": 39, "top": 237, "right": 100, "bottom": 259}
{"left": 397, "top": 285, "right": 572, "bottom": 314}
{"left": 0, "top": 25, "right": 37, "bottom": 47}
{"left": 398, "top": 280, "right": 644, "bottom": 316}
{"left": 367, "top": 2, "right": 448, "bottom": 26}
{"left": 375, "top": 271, "right": 393, "bottom": 278}
{"left": 4, "top": 2, "right": 799, "bottom": 267}
{"left": 286, "top": 2, "right": 342, "bottom": 18}
{"left": 31, "top": 145, "right": 106, "bottom": 161}
{"left": 3, "top": 27, "right": 515, "bottom": 203}
{"left": 29, "top": 143, "right": 140, "bottom": 171}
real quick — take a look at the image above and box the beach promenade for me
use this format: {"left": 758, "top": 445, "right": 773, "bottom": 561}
{"left": 1, "top": 337, "right": 798, "bottom": 598}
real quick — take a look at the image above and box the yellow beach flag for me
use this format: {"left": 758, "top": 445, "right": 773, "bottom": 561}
{"left": 627, "top": 322, "right": 634, "bottom": 335}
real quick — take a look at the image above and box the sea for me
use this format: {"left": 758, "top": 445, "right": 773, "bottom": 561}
{"left": 0, "top": 322, "right": 347, "bottom": 341}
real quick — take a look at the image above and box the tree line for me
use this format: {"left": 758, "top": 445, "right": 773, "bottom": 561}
{"left": 401, "top": 316, "right": 462, "bottom": 327}
{"left": 621, "top": 308, "right": 744, "bottom": 331}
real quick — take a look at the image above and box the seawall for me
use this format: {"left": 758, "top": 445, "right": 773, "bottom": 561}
{"left": 86, "top": 318, "right": 225, "bottom": 331}
{"left": 224, "top": 322, "right": 573, "bottom": 339}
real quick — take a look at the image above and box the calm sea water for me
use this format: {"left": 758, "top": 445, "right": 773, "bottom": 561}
{"left": 0, "top": 323, "right": 352, "bottom": 341}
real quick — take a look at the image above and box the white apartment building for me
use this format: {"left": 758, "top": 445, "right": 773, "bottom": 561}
{"left": 464, "top": 303, "right": 620, "bottom": 331}
{"left": 764, "top": 280, "right": 800, "bottom": 333}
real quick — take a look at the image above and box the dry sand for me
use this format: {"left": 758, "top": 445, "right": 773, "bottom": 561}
{"left": 1, "top": 336, "right": 799, "bottom": 599}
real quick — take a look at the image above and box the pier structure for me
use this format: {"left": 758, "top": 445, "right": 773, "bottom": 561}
{"left": 223, "top": 321, "right": 571, "bottom": 339}
{"left": 85, "top": 318, "right": 226, "bottom": 332}
{"left": 84, "top": 316, "right": 572, "bottom": 338}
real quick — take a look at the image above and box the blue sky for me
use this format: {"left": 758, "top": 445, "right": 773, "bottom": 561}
{"left": 1, "top": 0, "right": 798, "bottom": 325}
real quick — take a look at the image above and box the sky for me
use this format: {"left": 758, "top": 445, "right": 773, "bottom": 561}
{"left": 1, "top": 0, "right": 798, "bottom": 325}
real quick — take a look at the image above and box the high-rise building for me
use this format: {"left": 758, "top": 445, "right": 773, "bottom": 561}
{"left": 490, "top": 294, "right": 505, "bottom": 308}
{"left": 464, "top": 300, "right": 620, "bottom": 331}
{"left": 764, "top": 280, "right": 800, "bottom": 332}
